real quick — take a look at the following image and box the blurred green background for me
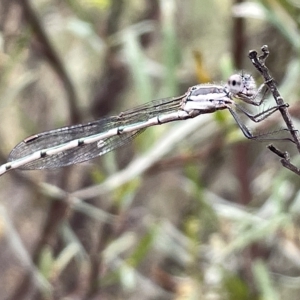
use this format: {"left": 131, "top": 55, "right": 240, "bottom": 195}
{"left": 0, "top": 0, "right": 300, "bottom": 299}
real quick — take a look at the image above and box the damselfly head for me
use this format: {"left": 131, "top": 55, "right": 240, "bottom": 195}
{"left": 227, "top": 73, "right": 257, "bottom": 97}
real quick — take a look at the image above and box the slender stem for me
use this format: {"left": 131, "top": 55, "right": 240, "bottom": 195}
{"left": 249, "top": 45, "right": 300, "bottom": 176}
{"left": 248, "top": 45, "right": 300, "bottom": 153}
{"left": 268, "top": 145, "right": 300, "bottom": 175}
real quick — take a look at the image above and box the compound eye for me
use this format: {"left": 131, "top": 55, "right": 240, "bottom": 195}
{"left": 228, "top": 74, "right": 242, "bottom": 93}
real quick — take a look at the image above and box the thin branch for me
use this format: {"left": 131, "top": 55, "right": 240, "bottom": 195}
{"left": 21, "top": 0, "right": 81, "bottom": 124}
{"left": 268, "top": 145, "right": 300, "bottom": 176}
{"left": 248, "top": 45, "right": 300, "bottom": 151}
{"left": 248, "top": 45, "right": 300, "bottom": 176}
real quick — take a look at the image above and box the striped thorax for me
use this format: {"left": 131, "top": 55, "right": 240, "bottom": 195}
{"left": 182, "top": 84, "right": 233, "bottom": 113}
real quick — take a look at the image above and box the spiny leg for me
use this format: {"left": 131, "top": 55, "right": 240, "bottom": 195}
{"left": 226, "top": 106, "right": 294, "bottom": 142}
{"left": 235, "top": 103, "right": 288, "bottom": 123}
{"left": 237, "top": 82, "right": 269, "bottom": 106}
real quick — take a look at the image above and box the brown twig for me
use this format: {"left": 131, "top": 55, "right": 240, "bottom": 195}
{"left": 268, "top": 145, "right": 300, "bottom": 175}
{"left": 21, "top": 0, "right": 81, "bottom": 124}
{"left": 249, "top": 45, "right": 300, "bottom": 175}
{"left": 232, "top": 0, "right": 252, "bottom": 206}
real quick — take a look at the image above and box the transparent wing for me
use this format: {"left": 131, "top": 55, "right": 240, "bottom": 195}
{"left": 8, "top": 96, "right": 183, "bottom": 169}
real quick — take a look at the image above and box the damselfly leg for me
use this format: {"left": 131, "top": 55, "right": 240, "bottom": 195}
{"left": 227, "top": 103, "right": 292, "bottom": 142}
{"left": 226, "top": 73, "right": 291, "bottom": 141}
{"left": 235, "top": 103, "right": 288, "bottom": 123}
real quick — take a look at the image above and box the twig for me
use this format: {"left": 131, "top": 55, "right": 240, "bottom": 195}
{"left": 21, "top": 0, "right": 81, "bottom": 124}
{"left": 268, "top": 145, "right": 300, "bottom": 176}
{"left": 248, "top": 45, "right": 300, "bottom": 150}
{"left": 231, "top": 0, "right": 252, "bottom": 206}
{"left": 249, "top": 45, "right": 300, "bottom": 175}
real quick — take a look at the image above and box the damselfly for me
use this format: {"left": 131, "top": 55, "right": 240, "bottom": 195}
{"left": 0, "top": 73, "right": 283, "bottom": 176}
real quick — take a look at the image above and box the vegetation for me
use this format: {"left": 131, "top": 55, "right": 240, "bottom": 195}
{"left": 0, "top": 0, "right": 299, "bottom": 299}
